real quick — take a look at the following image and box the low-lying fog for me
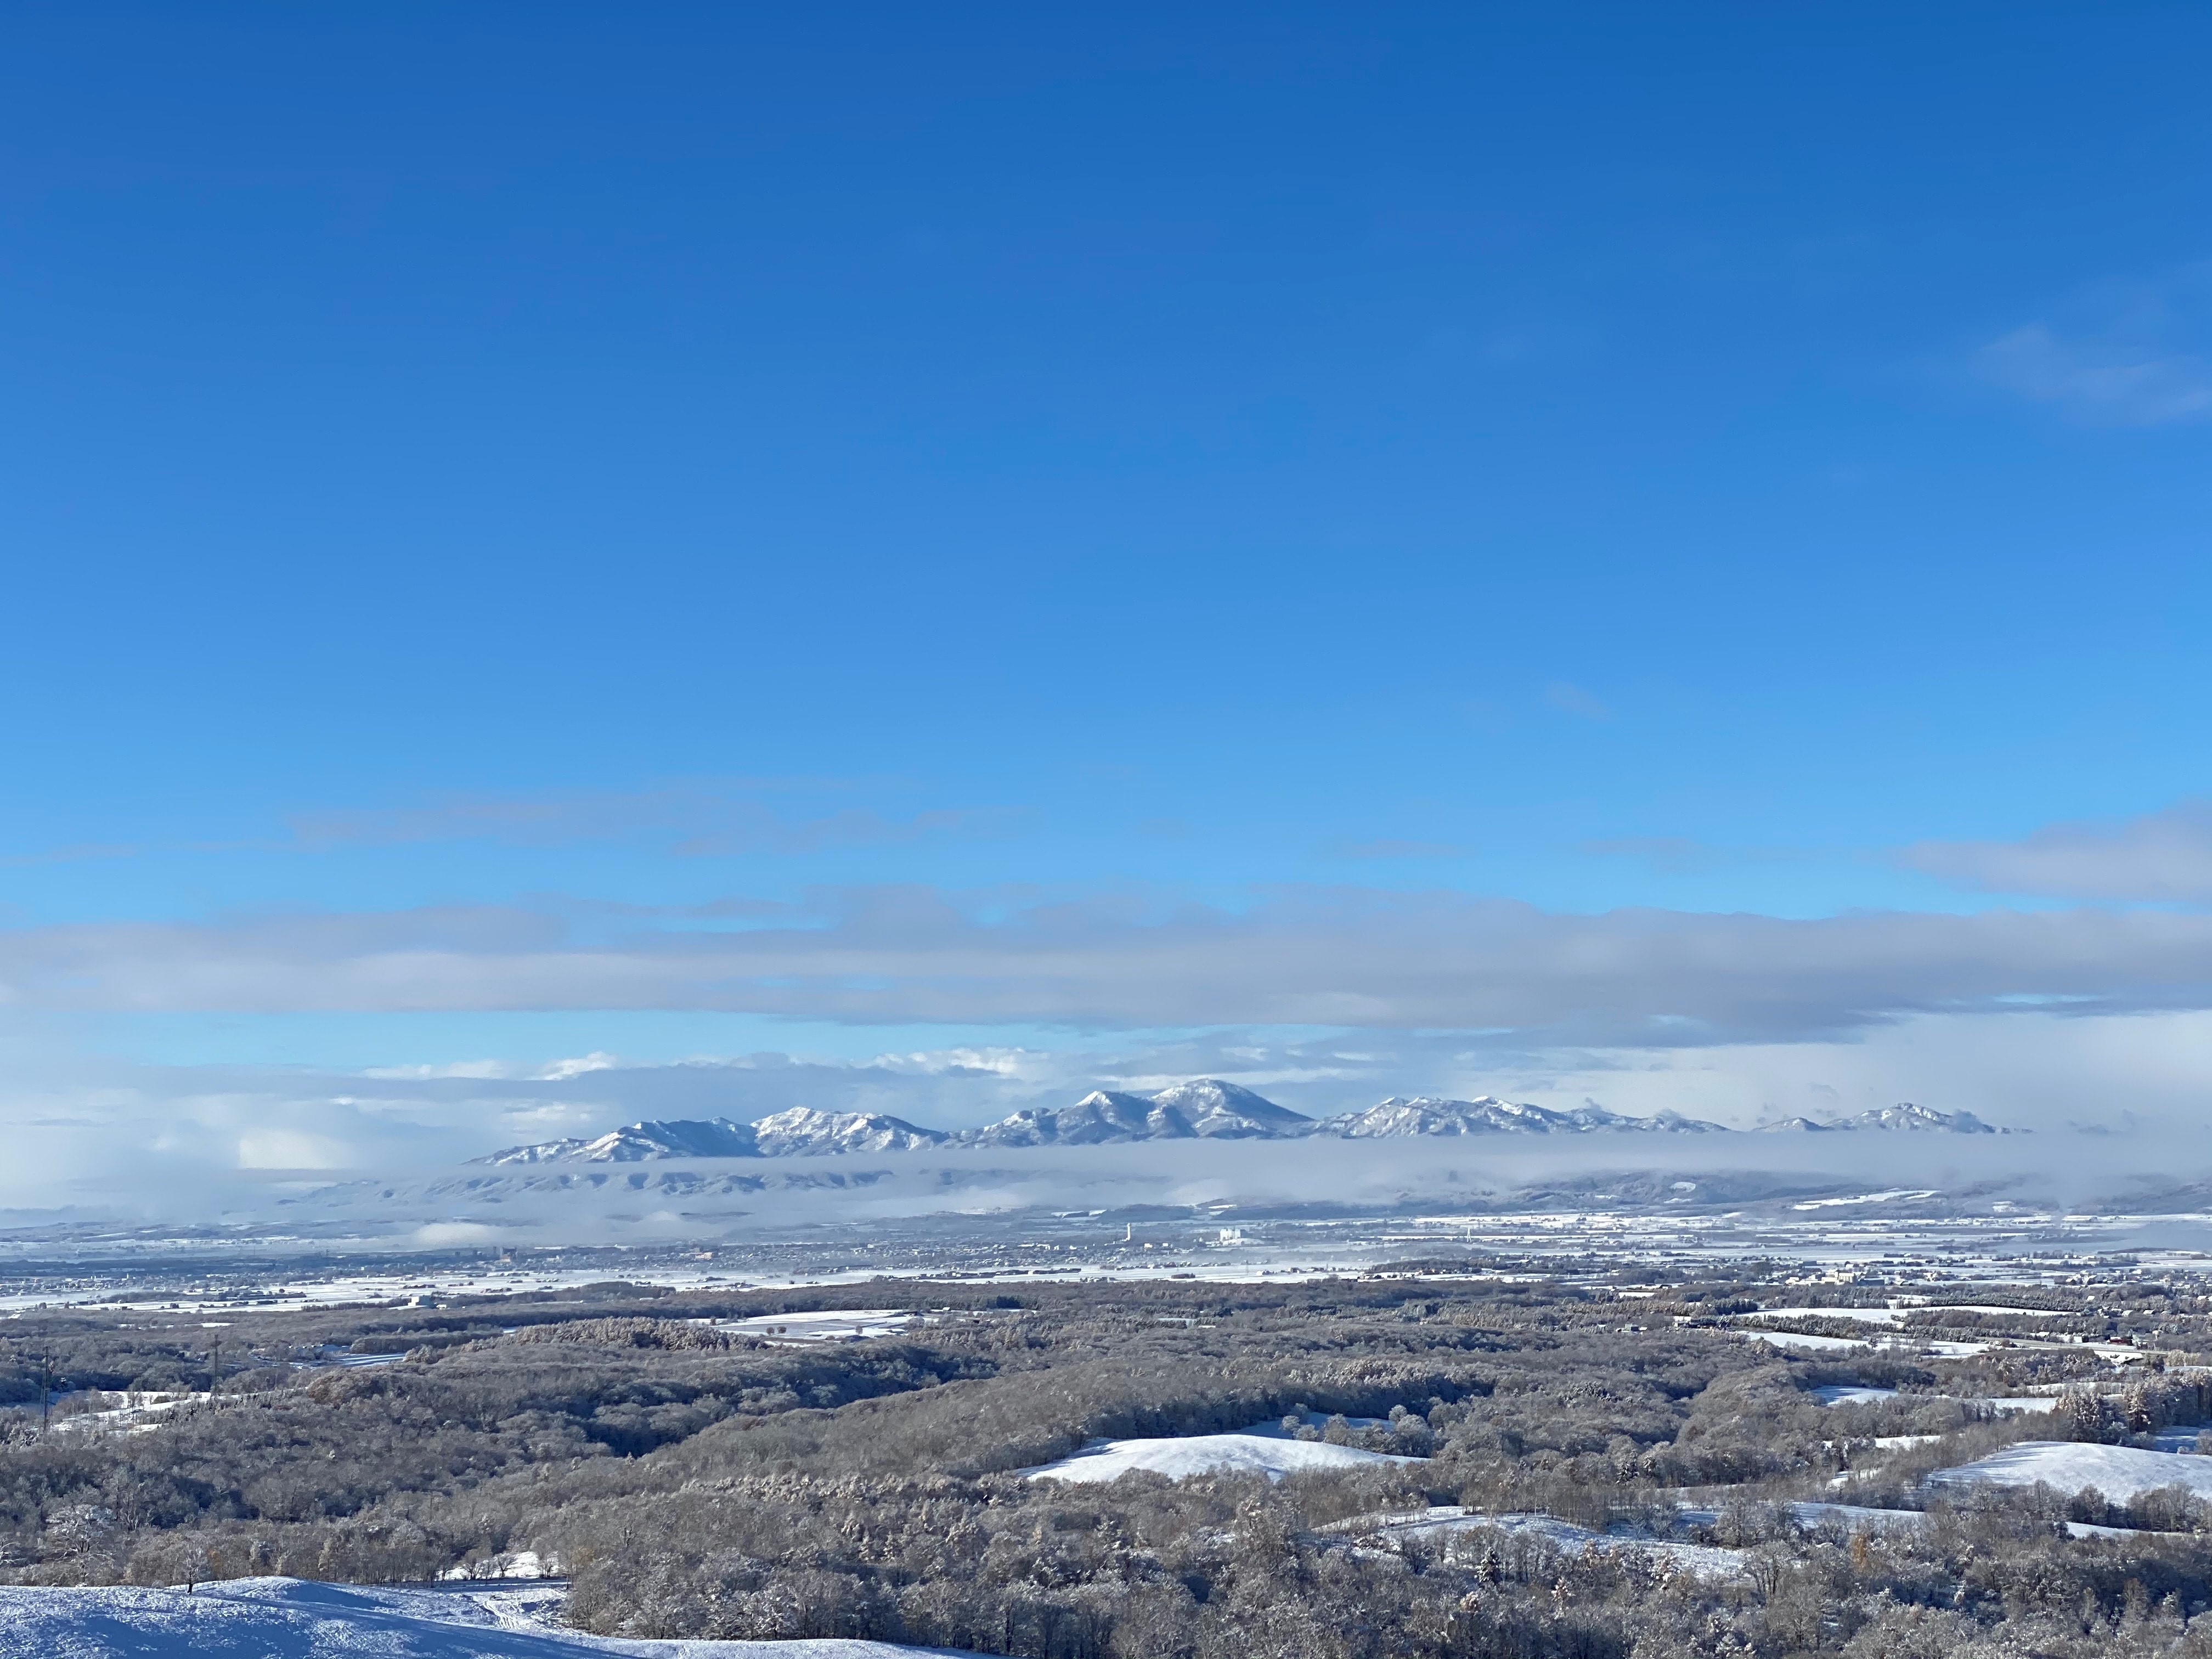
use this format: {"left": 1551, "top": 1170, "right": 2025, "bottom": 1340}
{"left": 14, "top": 1127, "right": 2212, "bottom": 1257}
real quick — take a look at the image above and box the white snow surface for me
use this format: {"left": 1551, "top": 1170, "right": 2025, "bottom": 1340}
{"left": 1026, "top": 1426, "right": 1418, "bottom": 1483}
{"left": 1928, "top": 1441, "right": 2212, "bottom": 1503}
{"left": 0, "top": 1577, "right": 970, "bottom": 1658}
{"left": 1811, "top": 1386, "right": 1898, "bottom": 1406}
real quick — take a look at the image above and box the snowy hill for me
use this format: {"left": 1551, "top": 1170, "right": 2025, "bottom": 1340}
{"left": 1926, "top": 1441, "right": 2212, "bottom": 1503}
{"left": 0, "top": 1576, "right": 967, "bottom": 1657}
{"left": 1326, "top": 1096, "right": 1726, "bottom": 1137}
{"left": 1757, "top": 1102, "right": 2004, "bottom": 1135}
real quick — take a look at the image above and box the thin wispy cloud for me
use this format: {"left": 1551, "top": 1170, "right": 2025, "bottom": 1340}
{"left": 286, "top": 787, "right": 1016, "bottom": 855}
{"left": 1583, "top": 837, "right": 1721, "bottom": 874}
{"left": 1583, "top": 838, "right": 1808, "bottom": 876}
{"left": 1976, "top": 264, "right": 2212, "bottom": 426}
{"left": 1334, "top": 839, "right": 1467, "bottom": 859}
{"left": 1544, "top": 681, "right": 1612, "bottom": 721}
{"left": 1978, "top": 325, "right": 2212, "bottom": 426}
{"left": 0, "top": 842, "right": 143, "bottom": 868}
{"left": 1904, "top": 799, "right": 2212, "bottom": 901}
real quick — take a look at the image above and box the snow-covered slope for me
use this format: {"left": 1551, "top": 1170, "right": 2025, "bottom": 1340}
{"left": 1926, "top": 1441, "right": 2212, "bottom": 1502}
{"left": 1845, "top": 1102, "right": 2000, "bottom": 1133}
{"left": 961, "top": 1090, "right": 1164, "bottom": 1147}
{"left": 750, "top": 1108, "right": 947, "bottom": 1155}
{"left": 1026, "top": 1429, "right": 1418, "bottom": 1483}
{"left": 475, "top": 1109, "right": 944, "bottom": 1165}
{"left": 1327, "top": 1096, "right": 1726, "bottom": 1137}
{"left": 473, "top": 1080, "right": 1319, "bottom": 1164}
{"left": 475, "top": 1118, "right": 762, "bottom": 1165}
{"left": 1144, "top": 1079, "right": 1317, "bottom": 1137}
{"left": 0, "top": 1576, "right": 966, "bottom": 1658}
{"left": 964, "top": 1080, "right": 1316, "bottom": 1147}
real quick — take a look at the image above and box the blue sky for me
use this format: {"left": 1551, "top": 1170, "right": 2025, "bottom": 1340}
{"left": 4, "top": 4, "right": 2212, "bottom": 1188}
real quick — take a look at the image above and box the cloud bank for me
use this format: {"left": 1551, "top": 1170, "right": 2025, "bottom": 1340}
{"left": 5, "top": 887, "right": 2212, "bottom": 1045}
{"left": 1905, "top": 801, "right": 2212, "bottom": 901}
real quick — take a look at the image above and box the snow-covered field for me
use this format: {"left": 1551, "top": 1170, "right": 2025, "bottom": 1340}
{"left": 1927, "top": 1441, "right": 2212, "bottom": 1504}
{"left": 1025, "top": 1425, "right": 1418, "bottom": 1483}
{"left": 1811, "top": 1385, "right": 1897, "bottom": 1406}
{"left": 0, "top": 1577, "right": 967, "bottom": 1658}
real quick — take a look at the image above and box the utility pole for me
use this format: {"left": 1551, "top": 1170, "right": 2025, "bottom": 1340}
{"left": 38, "top": 1352, "right": 50, "bottom": 1434}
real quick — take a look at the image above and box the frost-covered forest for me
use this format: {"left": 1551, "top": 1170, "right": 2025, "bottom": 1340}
{"left": 7, "top": 1267, "right": 2212, "bottom": 1657}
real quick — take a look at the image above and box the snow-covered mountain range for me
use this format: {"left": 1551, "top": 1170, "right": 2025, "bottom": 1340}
{"left": 472, "top": 1082, "right": 2011, "bottom": 1164}
{"left": 1755, "top": 1103, "right": 2010, "bottom": 1135}
{"left": 964, "top": 1080, "right": 1311, "bottom": 1147}
{"left": 1328, "top": 1096, "right": 1729, "bottom": 1137}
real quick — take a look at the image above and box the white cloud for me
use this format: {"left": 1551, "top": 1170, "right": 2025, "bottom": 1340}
{"left": 1979, "top": 324, "right": 2212, "bottom": 426}
{"left": 0, "top": 1005, "right": 2209, "bottom": 1210}
{"left": 236, "top": 1128, "right": 355, "bottom": 1170}
{"left": 1976, "top": 264, "right": 2212, "bottom": 426}
{"left": 1544, "top": 681, "right": 1612, "bottom": 721}
{"left": 1904, "top": 800, "right": 2212, "bottom": 901}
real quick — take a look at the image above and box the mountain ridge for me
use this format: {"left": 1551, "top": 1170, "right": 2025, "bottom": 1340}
{"left": 1754, "top": 1102, "right": 2013, "bottom": 1135}
{"left": 472, "top": 1085, "right": 2016, "bottom": 1164}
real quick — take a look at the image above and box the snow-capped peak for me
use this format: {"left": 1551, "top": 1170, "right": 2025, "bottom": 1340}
{"left": 749, "top": 1107, "right": 948, "bottom": 1155}
{"left": 962, "top": 1079, "right": 1317, "bottom": 1147}
{"left": 471, "top": 1117, "right": 759, "bottom": 1165}
{"left": 1325, "top": 1096, "right": 1725, "bottom": 1137}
